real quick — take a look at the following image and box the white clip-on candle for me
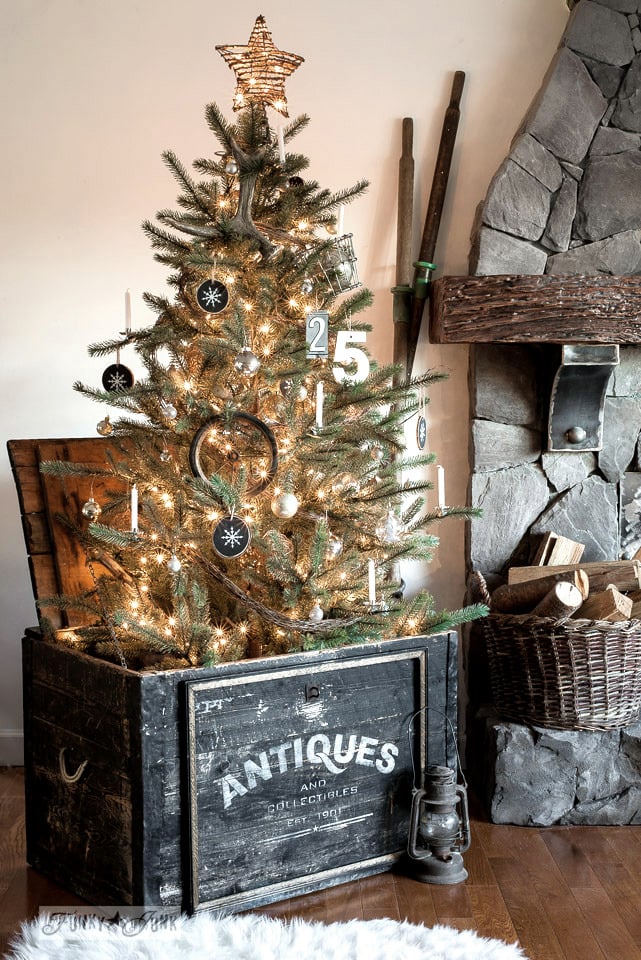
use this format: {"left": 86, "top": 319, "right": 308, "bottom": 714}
{"left": 437, "top": 465, "right": 446, "bottom": 514}
{"left": 130, "top": 483, "right": 138, "bottom": 534}
{"left": 315, "top": 381, "right": 324, "bottom": 429}
{"left": 124, "top": 289, "right": 132, "bottom": 335}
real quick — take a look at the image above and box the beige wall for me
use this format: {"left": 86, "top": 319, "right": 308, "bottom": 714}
{"left": 0, "top": 0, "right": 568, "bottom": 762}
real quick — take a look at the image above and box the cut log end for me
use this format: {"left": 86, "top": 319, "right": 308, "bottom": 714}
{"left": 531, "top": 581, "right": 584, "bottom": 622}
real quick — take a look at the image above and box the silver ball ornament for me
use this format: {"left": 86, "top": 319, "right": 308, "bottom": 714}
{"left": 167, "top": 554, "right": 182, "bottom": 574}
{"left": 326, "top": 534, "right": 343, "bottom": 561}
{"left": 224, "top": 158, "right": 239, "bottom": 175}
{"left": 81, "top": 497, "right": 102, "bottom": 521}
{"left": 309, "top": 602, "right": 324, "bottom": 623}
{"left": 375, "top": 508, "right": 403, "bottom": 544}
{"left": 271, "top": 491, "right": 300, "bottom": 519}
{"left": 160, "top": 448, "right": 172, "bottom": 462}
{"left": 96, "top": 415, "right": 113, "bottom": 436}
{"left": 160, "top": 400, "right": 178, "bottom": 420}
{"left": 301, "top": 278, "right": 314, "bottom": 295}
{"left": 234, "top": 347, "right": 261, "bottom": 377}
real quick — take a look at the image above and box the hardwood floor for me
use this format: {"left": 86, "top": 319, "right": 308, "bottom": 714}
{"left": 2, "top": 765, "right": 641, "bottom": 959}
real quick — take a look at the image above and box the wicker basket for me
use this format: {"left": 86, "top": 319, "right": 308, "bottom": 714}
{"left": 478, "top": 574, "right": 641, "bottom": 731}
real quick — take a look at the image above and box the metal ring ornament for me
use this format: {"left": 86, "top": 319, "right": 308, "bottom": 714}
{"left": 189, "top": 412, "right": 278, "bottom": 498}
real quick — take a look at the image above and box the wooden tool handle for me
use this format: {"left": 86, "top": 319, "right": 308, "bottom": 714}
{"left": 415, "top": 70, "right": 465, "bottom": 268}
{"left": 396, "top": 117, "right": 414, "bottom": 288}
{"left": 407, "top": 71, "right": 465, "bottom": 374}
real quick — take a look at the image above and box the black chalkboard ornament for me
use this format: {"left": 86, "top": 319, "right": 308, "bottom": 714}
{"left": 212, "top": 514, "right": 251, "bottom": 559}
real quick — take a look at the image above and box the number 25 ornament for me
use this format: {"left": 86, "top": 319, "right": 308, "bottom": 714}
{"left": 306, "top": 309, "right": 370, "bottom": 385}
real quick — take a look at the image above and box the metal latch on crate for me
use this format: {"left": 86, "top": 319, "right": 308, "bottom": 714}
{"left": 548, "top": 344, "right": 619, "bottom": 452}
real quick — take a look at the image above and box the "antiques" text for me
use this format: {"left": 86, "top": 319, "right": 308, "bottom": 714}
{"left": 220, "top": 732, "right": 399, "bottom": 809}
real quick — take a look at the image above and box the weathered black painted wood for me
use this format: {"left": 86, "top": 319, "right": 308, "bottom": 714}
{"left": 186, "top": 651, "right": 423, "bottom": 910}
{"left": 22, "top": 630, "right": 458, "bottom": 911}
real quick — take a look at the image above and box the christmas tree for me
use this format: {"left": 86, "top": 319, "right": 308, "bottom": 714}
{"left": 42, "top": 16, "right": 485, "bottom": 668}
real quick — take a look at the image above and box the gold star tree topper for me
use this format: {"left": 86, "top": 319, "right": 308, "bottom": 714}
{"left": 216, "top": 15, "right": 304, "bottom": 117}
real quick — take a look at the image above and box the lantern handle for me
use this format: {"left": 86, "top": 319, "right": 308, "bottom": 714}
{"left": 407, "top": 706, "right": 467, "bottom": 793}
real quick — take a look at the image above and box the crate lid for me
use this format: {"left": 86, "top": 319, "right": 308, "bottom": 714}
{"left": 7, "top": 438, "right": 127, "bottom": 629}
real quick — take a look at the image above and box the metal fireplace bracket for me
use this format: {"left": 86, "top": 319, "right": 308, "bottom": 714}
{"left": 548, "top": 344, "right": 619, "bottom": 452}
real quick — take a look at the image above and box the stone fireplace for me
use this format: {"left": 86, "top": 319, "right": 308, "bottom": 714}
{"left": 431, "top": 0, "right": 641, "bottom": 825}
{"left": 458, "top": 1, "right": 641, "bottom": 585}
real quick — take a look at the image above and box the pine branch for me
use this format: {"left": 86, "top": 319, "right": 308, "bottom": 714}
{"left": 39, "top": 459, "right": 114, "bottom": 479}
{"left": 72, "top": 382, "right": 145, "bottom": 412}
{"left": 428, "top": 603, "right": 489, "bottom": 633}
{"left": 204, "top": 102, "right": 237, "bottom": 151}
{"left": 110, "top": 609, "right": 187, "bottom": 658}
{"left": 161, "top": 150, "right": 214, "bottom": 218}
{"left": 36, "top": 592, "right": 101, "bottom": 617}
{"left": 184, "top": 546, "right": 362, "bottom": 635}
{"left": 283, "top": 115, "right": 310, "bottom": 140}
{"left": 141, "top": 218, "right": 192, "bottom": 253}
{"left": 261, "top": 530, "right": 298, "bottom": 584}
{"left": 318, "top": 180, "right": 370, "bottom": 211}
{"left": 87, "top": 522, "right": 139, "bottom": 550}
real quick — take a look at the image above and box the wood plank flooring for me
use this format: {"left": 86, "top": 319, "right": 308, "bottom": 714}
{"left": 2, "top": 766, "right": 641, "bottom": 959}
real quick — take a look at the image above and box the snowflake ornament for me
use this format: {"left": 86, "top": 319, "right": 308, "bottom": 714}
{"left": 212, "top": 515, "right": 251, "bottom": 559}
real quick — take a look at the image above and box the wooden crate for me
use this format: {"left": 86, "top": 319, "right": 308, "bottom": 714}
{"left": 11, "top": 438, "right": 459, "bottom": 910}
{"left": 23, "top": 629, "right": 458, "bottom": 910}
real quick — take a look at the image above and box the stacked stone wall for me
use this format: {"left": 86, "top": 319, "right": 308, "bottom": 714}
{"left": 472, "top": 0, "right": 641, "bottom": 276}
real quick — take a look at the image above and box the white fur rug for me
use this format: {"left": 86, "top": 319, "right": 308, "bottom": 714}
{"left": 5, "top": 911, "right": 528, "bottom": 960}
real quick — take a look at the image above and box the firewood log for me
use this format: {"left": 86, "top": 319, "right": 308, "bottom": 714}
{"left": 531, "top": 581, "right": 584, "bottom": 621}
{"left": 491, "top": 570, "right": 589, "bottom": 613}
{"left": 574, "top": 584, "right": 633, "bottom": 622}
{"left": 532, "top": 531, "right": 585, "bottom": 566}
{"left": 508, "top": 561, "right": 641, "bottom": 594}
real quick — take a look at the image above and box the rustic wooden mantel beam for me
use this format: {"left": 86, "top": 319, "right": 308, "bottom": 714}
{"left": 430, "top": 274, "right": 641, "bottom": 343}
